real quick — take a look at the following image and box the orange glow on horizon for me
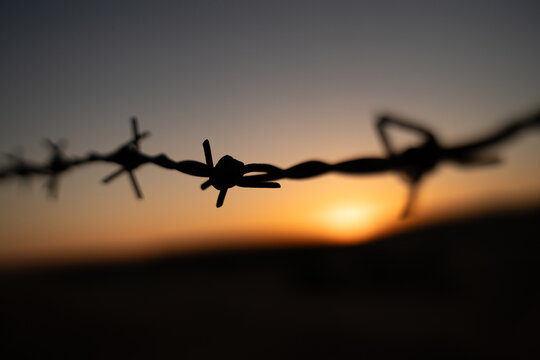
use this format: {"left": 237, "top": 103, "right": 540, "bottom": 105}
{"left": 312, "top": 202, "right": 385, "bottom": 242}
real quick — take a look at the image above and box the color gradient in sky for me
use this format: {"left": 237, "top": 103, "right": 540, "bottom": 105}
{"left": 1, "top": 0, "right": 540, "bottom": 266}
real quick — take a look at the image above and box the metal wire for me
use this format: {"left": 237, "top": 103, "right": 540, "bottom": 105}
{"left": 1, "top": 109, "right": 539, "bottom": 217}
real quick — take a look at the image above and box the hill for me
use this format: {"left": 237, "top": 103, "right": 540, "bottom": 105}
{"left": 1, "top": 206, "right": 539, "bottom": 359}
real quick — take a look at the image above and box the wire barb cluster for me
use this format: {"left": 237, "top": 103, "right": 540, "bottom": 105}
{"left": 1, "top": 109, "right": 539, "bottom": 217}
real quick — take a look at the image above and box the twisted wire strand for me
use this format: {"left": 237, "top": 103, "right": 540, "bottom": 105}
{"left": 1, "top": 109, "right": 539, "bottom": 217}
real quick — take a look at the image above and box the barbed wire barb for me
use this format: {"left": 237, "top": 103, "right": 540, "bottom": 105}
{"left": 42, "top": 138, "right": 70, "bottom": 198}
{"left": 199, "top": 139, "right": 280, "bottom": 207}
{"left": 98, "top": 117, "right": 151, "bottom": 199}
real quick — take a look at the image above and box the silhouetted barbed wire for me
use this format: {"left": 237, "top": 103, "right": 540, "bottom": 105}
{"left": 1, "top": 108, "right": 539, "bottom": 217}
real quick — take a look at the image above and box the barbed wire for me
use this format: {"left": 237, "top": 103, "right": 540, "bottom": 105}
{"left": 1, "top": 109, "right": 539, "bottom": 217}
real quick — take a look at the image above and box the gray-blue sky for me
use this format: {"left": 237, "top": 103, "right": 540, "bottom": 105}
{"left": 2, "top": 0, "right": 539, "bottom": 152}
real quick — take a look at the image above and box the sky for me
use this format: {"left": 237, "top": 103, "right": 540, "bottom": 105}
{"left": 1, "top": 0, "right": 540, "bottom": 266}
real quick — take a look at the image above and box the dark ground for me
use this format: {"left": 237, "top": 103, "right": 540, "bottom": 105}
{"left": 1, "top": 206, "right": 539, "bottom": 359}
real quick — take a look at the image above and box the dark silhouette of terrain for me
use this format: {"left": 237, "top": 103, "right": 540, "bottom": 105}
{"left": 1, "top": 205, "right": 539, "bottom": 359}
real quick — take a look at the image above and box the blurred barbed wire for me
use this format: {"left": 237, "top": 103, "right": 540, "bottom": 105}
{"left": 1, "top": 108, "right": 539, "bottom": 217}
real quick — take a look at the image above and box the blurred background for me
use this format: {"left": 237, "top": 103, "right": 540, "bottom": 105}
{"left": 1, "top": 0, "right": 540, "bottom": 267}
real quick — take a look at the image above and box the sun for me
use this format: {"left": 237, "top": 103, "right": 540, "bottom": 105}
{"left": 315, "top": 203, "right": 381, "bottom": 241}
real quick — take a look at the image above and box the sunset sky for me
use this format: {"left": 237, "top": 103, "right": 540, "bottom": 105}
{"left": 1, "top": 0, "right": 540, "bottom": 266}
